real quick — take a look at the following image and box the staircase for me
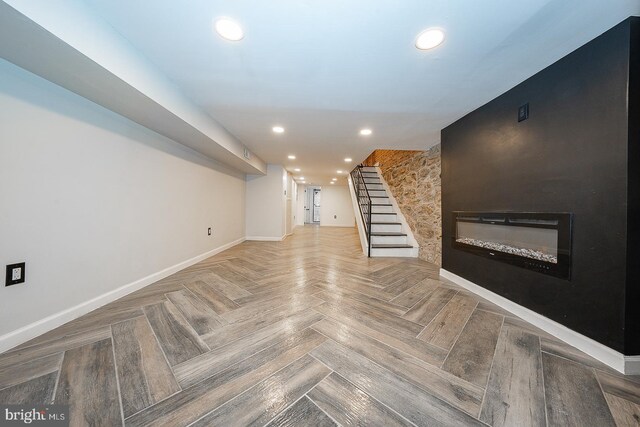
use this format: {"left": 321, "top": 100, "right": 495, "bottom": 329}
{"left": 350, "top": 166, "right": 419, "bottom": 257}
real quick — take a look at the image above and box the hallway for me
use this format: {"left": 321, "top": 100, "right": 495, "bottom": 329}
{"left": 0, "top": 226, "right": 638, "bottom": 426}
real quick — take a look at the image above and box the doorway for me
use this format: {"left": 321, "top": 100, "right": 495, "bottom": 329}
{"left": 305, "top": 186, "right": 321, "bottom": 224}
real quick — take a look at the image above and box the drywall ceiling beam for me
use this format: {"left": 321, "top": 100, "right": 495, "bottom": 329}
{"left": 0, "top": 1, "right": 266, "bottom": 175}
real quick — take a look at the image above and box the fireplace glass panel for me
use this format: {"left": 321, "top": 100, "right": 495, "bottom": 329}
{"left": 456, "top": 220, "right": 559, "bottom": 264}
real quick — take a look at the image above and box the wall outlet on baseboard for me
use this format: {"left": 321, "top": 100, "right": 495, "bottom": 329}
{"left": 6, "top": 262, "right": 25, "bottom": 286}
{"left": 208, "top": 227, "right": 212, "bottom": 236}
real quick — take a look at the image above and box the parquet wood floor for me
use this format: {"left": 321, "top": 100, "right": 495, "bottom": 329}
{"left": 1, "top": 225, "right": 639, "bottom": 426}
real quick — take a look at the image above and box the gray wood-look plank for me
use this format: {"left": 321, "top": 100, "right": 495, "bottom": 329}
{"left": 197, "top": 271, "right": 252, "bottom": 300}
{"left": 0, "top": 352, "right": 62, "bottom": 390}
{"left": 191, "top": 354, "right": 330, "bottom": 426}
{"left": 442, "top": 309, "right": 503, "bottom": 387}
{"left": 313, "top": 301, "right": 448, "bottom": 366}
{"left": 308, "top": 372, "right": 413, "bottom": 427}
{"left": 542, "top": 352, "right": 615, "bottom": 426}
{"left": 111, "top": 316, "right": 181, "bottom": 417}
{"left": 165, "top": 288, "right": 226, "bottom": 335}
{"left": 381, "top": 268, "right": 432, "bottom": 299}
{"left": 541, "top": 337, "right": 619, "bottom": 374}
{"left": 0, "top": 327, "right": 111, "bottom": 369}
{"left": 173, "top": 311, "right": 323, "bottom": 388}
{"left": 54, "top": 339, "right": 122, "bottom": 427}
{"left": 201, "top": 297, "right": 323, "bottom": 350}
{"left": 604, "top": 392, "right": 640, "bottom": 426}
{"left": 313, "top": 288, "right": 408, "bottom": 317}
{"left": 267, "top": 396, "right": 336, "bottom": 427}
{"left": 390, "top": 277, "right": 440, "bottom": 308}
{"left": 311, "top": 340, "right": 484, "bottom": 426}
{"left": 480, "top": 324, "right": 546, "bottom": 427}
{"left": 403, "top": 287, "right": 457, "bottom": 325}
{"left": 597, "top": 371, "right": 640, "bottom": 406}
{"left": 220, "top": 293, "right": 324, "bottom": 325}
{"left": 142, "top": 301, "right": 208, "bottom": 366}
{"left": 185, "top": 280, "right": 240, "bottom": 314}
{"left": 125, "top": 328, "right": 326, "bottom": 427}
{"left": 418, "top": 292, "right": 478, "bottom": 349}
{"left": 312, "top": 318, "right": 484, "bottom": 416}
{"left": 210, "top": 263, "right": 261, "bottom": 290}
{"left": 0, "top": 372, "right": 58, "bottom": 404}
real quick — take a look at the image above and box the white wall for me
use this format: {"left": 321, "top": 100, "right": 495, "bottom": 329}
{"left": 320, "top": 185, "right": 356, "bottom": 227}
{"left": 0, "top": 59, "right": 246, "bottom": 350}
{"left": 295, "top": 184, "right": 306, "bottom": 226}
{"left": 245, "top": 164, "right": 286, "bottom": 240}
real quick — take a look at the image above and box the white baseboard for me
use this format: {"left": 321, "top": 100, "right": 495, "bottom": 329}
{"left": 245, "top": 235, "right": 286, "bottom": 241}
{"left": 319, "top": 224, "right": 356, "bottom": 228}
{"left": 624, "top": 356, "right": 640, "bottom": 375}
{"left": 0, "top": 237, "right": 245, "bottom": 354}
{"left": 440, "top": 268, "right": 639, "bottom": 375}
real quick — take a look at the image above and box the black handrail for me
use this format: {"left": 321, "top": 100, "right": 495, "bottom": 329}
{"left": 350, "top": 165, "right": 373, "bottom": 257}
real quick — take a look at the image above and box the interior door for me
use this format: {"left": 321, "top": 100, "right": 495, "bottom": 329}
{"left": 313, "top": 189, "right": 321, "bottom": 223}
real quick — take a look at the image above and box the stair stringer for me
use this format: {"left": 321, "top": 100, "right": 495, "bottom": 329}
{"left": 348, "top": 174, "right": 370, "bottom": 256}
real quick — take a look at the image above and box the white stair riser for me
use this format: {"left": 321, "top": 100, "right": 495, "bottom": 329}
{"left": 372, "top": 205, "right": 393, "bottom": 213}
{"left": 371, "top": 223, "right": 402, "bottom": 233}
{"left": 371, "top": 247, "right": 419, "bottom": 258}
{"left": 368, "top": 190, "right": 387, "bottom": 197}
{"left": 371, "top": 197, "right": 390, "bottom": 204}
{"left": 363, "top": 179, "right": 380, "bottom": 184}
{"left": 371, "top": 213, "right": 397, "bottom": 222}
{"left": 361, "top": 167, "right": 377, "bottom": 172}
{"left": 371, "top": 235, "right": 408, "bottom": 245}
{"left": 365, "top": 184, "right": 384, "bottom": 190}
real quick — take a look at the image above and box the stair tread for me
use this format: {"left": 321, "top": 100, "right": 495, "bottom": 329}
{"left": 371, "top": 222, "right": 402, "bottom": 225}
{"left": 372, "top": 244, "right": 414, "bottom": 248}
{"left": 372, "top": 212, "right": 397, "bottom": 215}
{"left": 371, "top": 232, "right": 407, "bottom": 236}
{"left": 372, "top": 203, "right": 392, "bottom": 206}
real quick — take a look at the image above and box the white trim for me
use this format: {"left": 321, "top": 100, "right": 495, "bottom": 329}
{"left": 440, "top": 268, "right": 639, "bottom": 375}
{"left": 624, "top": 356, "right": 640, "bottom": 375}
{"left": 0, "top": 237, "right": 245, "bottom": 353}
{"left": 245, "top": 235, "right": 286, "bottom": 241}
{"left": 319, "top": 224, "right": 356, "bottom": 228}
{"left": 348, "top": 176, "right": 369, "bottom": 255}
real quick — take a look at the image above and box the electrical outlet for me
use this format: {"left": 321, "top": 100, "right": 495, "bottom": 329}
{"left": 334, "top": 215, "right": 337, "bottom": 219}
{"left": 208, "top": 227, "right": 212, "bottom": 236}
{"left": 6, "top": 262, "right": 25, "bottom": 286}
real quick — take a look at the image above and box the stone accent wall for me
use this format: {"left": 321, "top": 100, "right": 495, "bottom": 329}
{"left": 363, "top": 146, "right": 442, "bottom": 265}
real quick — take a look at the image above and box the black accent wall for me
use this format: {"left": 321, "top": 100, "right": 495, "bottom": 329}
{"left": 441, "top": 17, "right": 639, "bottom": 354}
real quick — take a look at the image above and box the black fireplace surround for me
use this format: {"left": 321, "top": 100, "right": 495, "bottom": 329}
{"left": 441, "top": 17, "right": 640, "bottom": 354}
{"left": 452, "top": 212, "right": 572, "bottom": 279}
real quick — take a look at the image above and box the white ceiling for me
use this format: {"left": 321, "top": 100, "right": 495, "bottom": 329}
{"left": 84, "top": 0, "right": 639, "bottom": 185}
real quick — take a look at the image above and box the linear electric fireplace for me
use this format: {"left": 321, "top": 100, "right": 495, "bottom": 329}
{"left": 452, "top": 212, "right": 573, "bottom": 279}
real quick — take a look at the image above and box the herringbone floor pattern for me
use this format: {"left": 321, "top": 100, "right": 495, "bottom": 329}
{"left": 1, "top": 226, "right": 639, "bottom": 426}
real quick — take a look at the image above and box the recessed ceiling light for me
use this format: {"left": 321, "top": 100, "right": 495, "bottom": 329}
{"left": 272, "top": 126, "right": 285, "bottom": 133}
{"left": 294, "top": 168, "right": 301, "bottom": 172}
{"left": 301, "top": 180, "right": 306, "bottom": 183}
{"left": 330, "top": 182, "right": 335, "bottom": 184}
{"left": 288, "top": 155, "right": 296, "bottom": 160}
{"left": 332, "top": 178, "right": 337, "bottom": 181}
{"left": 344, "top": 158, "right": 352, "bottom": 162}
{"left": 299, "top": 177, "right": 305, "bottom": 180}
{"left": 214, "top": 18, "right": 244, "bottom": 41}
{"left": 337, "top": 170, "right": 343, "bottom": 174}
{"left": 415, "top": 28, "right": 445, "bottom": 50}
{"left": 359, "top": 129, "right": 372, "bottom": 136}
